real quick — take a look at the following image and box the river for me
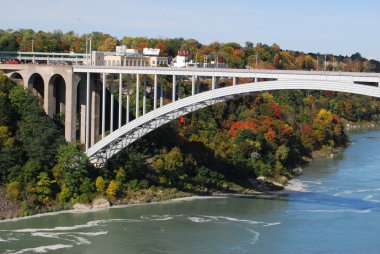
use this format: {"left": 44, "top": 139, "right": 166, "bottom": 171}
{"left": 1, "top": 129, "right": 380, "bottom": 254}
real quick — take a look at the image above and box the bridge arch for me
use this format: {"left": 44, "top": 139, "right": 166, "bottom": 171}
{"left": 86, "top": 79, "right": 380, "bottom": 166}
{"left": 9, "top": 72, "right": 24, "bottom": 83}
{"left": 48, "top": 74, "right": 66, "bottom": 117}
{"left": 28, "top": 73, "right": 45, "bottom": 106}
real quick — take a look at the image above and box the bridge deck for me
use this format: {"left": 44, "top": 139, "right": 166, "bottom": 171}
{"left": 73, "top": 66, "right": 380, "bottom": 83}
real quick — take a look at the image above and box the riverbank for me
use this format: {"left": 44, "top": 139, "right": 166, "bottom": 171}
{"left": 0, "top": 125, "right": 375, "bottom": 220}
{"left": 0, "top": 188, "right": 22, "bottom": 220}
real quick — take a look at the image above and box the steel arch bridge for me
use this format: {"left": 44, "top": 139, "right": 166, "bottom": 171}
{"left": 86, "top": 79, "right": 380, "bottom": 167}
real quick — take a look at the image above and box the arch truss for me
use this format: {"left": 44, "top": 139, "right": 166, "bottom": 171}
{"left": 86, "top": 79, "right": 380, "bottom": 167}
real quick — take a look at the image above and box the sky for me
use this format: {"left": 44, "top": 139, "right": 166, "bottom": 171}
{"left": 1, "top": 0, "right": 379, "bottom": 60}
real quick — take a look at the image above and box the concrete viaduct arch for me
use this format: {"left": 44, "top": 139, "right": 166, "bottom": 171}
{"left": 86, "top": 79, "right": 380, "bottom": 166}
{"left": 4, "top": 65, "right": 77, "bottom": 142}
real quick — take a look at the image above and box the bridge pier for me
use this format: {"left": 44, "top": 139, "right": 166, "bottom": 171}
{"left": 102, "top": 74, "right": 106, "bottom": 139}
{"left": 110, "top": 75, "right": 114, "bottom": 133}
{"left": 154, "top": 74, "right": 158, "bottom": 110}
{"left": 85, "top": 72, "right": 91, "bottom": 150}
{"left": 197, "top": 76, "right": 200, "bottom": 93}
{"left": 143, "top": 75, "right": 147, "bottom": 115}
{"left": 178, "top": 76, "right": 182, "bottom": 100}
{"left": 136, "top": 74, "right": 140, "bottom": 118}
{"left": 172, "top": 75, "right": 176, "bottom": 102}
{"left": 44, "top": 76, "right": 54, "bottom": 117}
{"left": 126, "top": 74, "right": 130, "bottom": 123}
{"left": 160, "top": 79, "right": 164, "bottom": 107}
{"left": 64, "top": 74, "right": 78, "bottom": 142}
{"left": 192, "top": 75, "right": 195, "bottom": 95}
{"left": 118, "top": 73, "right": 123, "bottom": 128}
{"left": 91, "top": 75, "right": 101, "bottom": 146}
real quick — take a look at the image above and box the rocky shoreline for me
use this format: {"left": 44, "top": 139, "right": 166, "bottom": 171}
{"left": 0, "top": 188, "right": 22, "bottom": 220}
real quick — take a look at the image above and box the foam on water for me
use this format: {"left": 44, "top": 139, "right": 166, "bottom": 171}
{"left": 140, "top": 215, "right": 176, "bottom": 221}
{"left": 285, "top": 179, "right": 308, "bottom": 192}
{"left": 0, "top": 237, "right": 18, "bottom": 242}
{"left": 246, "top": 229, "right": 260, "bottom": 245}
{"left": 188, "top": 217, "right": 213, "bottom": 223}
{"left": 263, "top": 222, "right": 282, "bottom": 227}
{"left": 12, "top": 219, "right": 108, "bottom": 233}
{"left": 334, "top": 189, "right": 373, "bottom": 196}
{"left": 286, "top": 209, "right": 371, "bottom": 214}
{"left": 3, "top": 244, "right": 73, "bottom": 254}
{"left": 363, "top": 195, "right": 380, "bottom": 203}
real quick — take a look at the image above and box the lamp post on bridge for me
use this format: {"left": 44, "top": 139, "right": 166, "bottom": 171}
{"left": 85, "top": 35, "right": 92, "bottom": 66}
{"left": 32, "top": 39, "right": 35, "bottom": 64}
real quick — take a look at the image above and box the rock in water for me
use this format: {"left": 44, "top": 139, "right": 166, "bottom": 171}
{"left": 73, "top": 203, "right": 92, "bottom": 210}
{"left": 92, "top": 198, "right": 111, "bottom": 208}
{"left": 292, "top": 167, "right": 303, "bottom": 176}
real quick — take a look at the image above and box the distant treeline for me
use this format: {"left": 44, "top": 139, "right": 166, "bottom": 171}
{"left": 0, "top": 29, "right": 379, "bottom": 71}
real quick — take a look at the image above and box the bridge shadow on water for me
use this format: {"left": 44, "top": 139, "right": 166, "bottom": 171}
{"left": 232, "top": 191, "right": 380, "bottom": 212}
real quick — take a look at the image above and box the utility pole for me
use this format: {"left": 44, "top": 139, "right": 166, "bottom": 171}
{"left": 255, "top": 52, "right": 258, "bottom": 69}
{"left": 317, "top": 54, "right": 319, "bottom": 71}
{"left": 85, "top": 36, "right": 88, "bottom": 55}
{"left": 324, "top": 54, "right": 327, "bottom": 71}
{"left": 89, "top": 36, "right": 92, "bottom": 66}
{"left": 332, "top": 55, "right": 335, "bottom": 71}
{"left": 32, "top": 39, "right": 35, "bottom": 64}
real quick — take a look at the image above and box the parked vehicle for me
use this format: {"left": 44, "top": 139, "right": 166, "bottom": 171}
{"left": 7, "top": 60, "right": 20, "bottom": 64}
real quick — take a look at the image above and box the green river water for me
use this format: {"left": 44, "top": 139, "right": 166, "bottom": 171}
{"left": 1, "top": 129, "right": 380, "bottom": 254}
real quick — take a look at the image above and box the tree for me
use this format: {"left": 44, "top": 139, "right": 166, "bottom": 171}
{"left": 35, "top": 172, "right": 54, "bottom": 204}
{"left": 53, "top": 143, "right": 93, "bottom": 201}
{"left": 106, "top": 180, "right": 119, "bottom": 199}
{"left": 95, "top": 176, "right": 106, "bottom": 194}
{"left": 98, "top": 37, "right": 117, "bottom": 51}
{"left": 164, "top": 147, "right": 184, "bottom": 171}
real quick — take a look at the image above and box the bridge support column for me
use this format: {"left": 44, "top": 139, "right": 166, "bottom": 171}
{"left": 197, "top": 76, "right": 200, "bottom": 93}
{"left": 143, "top": 75, "right": 146, "bottom": 115}
{"left": 64, "top": 74, "right": 77, "bottom": 143}
{"left": 154, "top": 74, "right": 157, "bottom": 110}
{"left": 212, "top": 76, "right": 215, "bottom": 90}
{"left": 85, "top": 72, "right": 90, "bottom": 151}
{"left": 118, "top": 73, "right": 123, "bottom": 128}
{"left": 178, "top": 76, "right": 182, "bottom": 100}
{"left": 191, "top": 75, "right": 195, "bottom": 95}
{"left": 91, "top": 76, "right": 100, "bottom": 146}
{"left": 255, "top": 77, "right": 258, "bottom": 83}
{"left": 102, "top": 73, "right": 106, "bottom": 139}
{"left": 44, "top": 76, "right": 54, "bottom": 117}
{"left": 136, "top": 74, "right": 140, "bottom": 118}
{"left": 126, "top": 74, "right": 130, "bottom": 123}
{"left": 233, "top": 77, "right": 236, "bottom": 86}
{"left": 110, "top": 75, "right": 114, "bottom": 133}
{"left": 160, "top": 80, "right": 164, "bottom": 107}
{"left": 79, "top": 80, "right": 86, "bottom": 145}
{"left": 172, "top": 75, "right": 176, "bottom": 102}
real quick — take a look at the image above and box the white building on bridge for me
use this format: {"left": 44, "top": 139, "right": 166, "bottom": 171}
{"left": 93, "top": 46, "right": 168, "bottom": 67}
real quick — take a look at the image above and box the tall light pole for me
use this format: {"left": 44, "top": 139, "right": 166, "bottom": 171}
{"left": 32, "top": 39, "right": 35, "bottom": 64}
{"left": 89, "top": 36, "right": 92, "bottom": 66}
{"left": 317, "top": 54, "right": 319, "bottom": 71}
{"left": 85, "top": 35, "right": 92, "bottom": 66}
{"left": 255, "top": 52, "right": 258, "bottom": 69}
